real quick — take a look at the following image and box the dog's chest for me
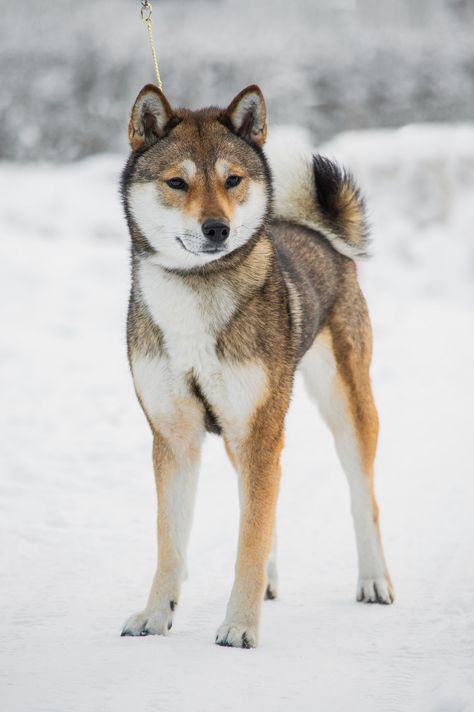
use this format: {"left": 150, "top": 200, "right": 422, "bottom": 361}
{"left": 135, "top": 261, "right": 268, "bottom": 437}
{"left": 138, "top": 260, "right": 234, "bottom": 376}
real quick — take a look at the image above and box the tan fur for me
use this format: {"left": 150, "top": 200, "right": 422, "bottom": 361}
{"left": 335, "top": 181, "right": 368, "bottom": 252}
{"left": 318, "top": 325, "right": 378, "bottom": 502}
{"left": 224, "top": 419, "right": 285, "bottom": 628}
{"left": 323, "top": 317, "right": 392, "bottom": 590}
{"left": 120, "top": 83, "right": 393, "bottom": 647}
{"left": 301, "top": 320, "right": 392, "bottom": 602}
{"left": 183, "top": 177, "right": 238, "bottom": 224}
{"left": 153, "top": 432, "right": 180, "bottom": 572}
{"left": 144, "top": 158, "right": 248, "bottom": 225}
{"left": 327, "top": 271, "right": 378, "bottom": 475}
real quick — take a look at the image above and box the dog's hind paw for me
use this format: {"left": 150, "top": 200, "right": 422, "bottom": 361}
{"left": 264, "top": 582, "right": 277, "bottom": 600}
{"left": 121, "top": 603, "right": 175, "bottom": 637}
{"left": 357, "top": 576, "right": 394, "bottom": 605}
{"left": 215, "top": 622, "right": 258, "bottom": 649}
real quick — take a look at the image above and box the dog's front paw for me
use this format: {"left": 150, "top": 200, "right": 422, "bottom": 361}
{"left": 215, "top": 622, "right": 258, "bottom": 649}
{"left": 121, "top": 601, "right": 176, "bottom": 637}
{"left": 357, "top": 576, "right": 394, "bottom": 605}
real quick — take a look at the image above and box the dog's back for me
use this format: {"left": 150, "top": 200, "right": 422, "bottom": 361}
{"left": 120, "top": 84, "right": 393, "bottom": 649}
{"left": 269, "top": 220, "right": 347, "bottom": 359}
{"left": 266, "top": 143, "right": 369, "bottom": 362}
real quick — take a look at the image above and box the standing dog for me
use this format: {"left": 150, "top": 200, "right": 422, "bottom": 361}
{"left": 120, "top": 84, "right": 393, "bottom": 648}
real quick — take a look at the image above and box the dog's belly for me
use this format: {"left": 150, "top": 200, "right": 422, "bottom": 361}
{"left": 132, "top": 258, "right": 269, "bottom": 442}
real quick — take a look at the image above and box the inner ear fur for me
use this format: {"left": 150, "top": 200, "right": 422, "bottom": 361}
{"left": 128, "top": 84, "right": 175, "bottom": 151}
{"left": 225, "top": 85, "right": 267, "bottom": 147}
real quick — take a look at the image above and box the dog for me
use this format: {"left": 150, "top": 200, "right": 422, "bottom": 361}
{"left": 120, "top": 83, "right": 394, "bottom": 648}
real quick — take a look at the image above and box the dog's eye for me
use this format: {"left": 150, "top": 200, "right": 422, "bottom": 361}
{"left": 166, "top": 177, "right": 188, "bottom": 191}
{"left": 225, "top": 175, "right": 242, "bottom": 189}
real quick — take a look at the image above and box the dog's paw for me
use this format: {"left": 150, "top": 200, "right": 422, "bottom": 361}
{"left": 264, "top": 581, "right": 278, "bottom": 600}
{"left": 215, "top": 622, "right": 258, "bottom": 649}
{"left": 357, "top": 576, "right": 394, "bottom": 604}
{"left": 265, "top": 558, "right": 278, "bottom": 600}
{"left": 121, "top": 601, "right": 176, "bottom": 637}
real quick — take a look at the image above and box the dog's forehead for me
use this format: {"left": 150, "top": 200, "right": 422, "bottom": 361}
{"left": 170, "top": 112, "right": 256, "bottom": 169}
{"left": 133, "top": 109, "right": 265, "bottom": 179}
{"left": 168, "top": 114, "right": 226, "bottom": 163}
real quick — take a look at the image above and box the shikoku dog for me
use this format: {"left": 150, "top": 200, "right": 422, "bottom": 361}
{"left": 120, "top": 83, "right": 394, "bottom": 648}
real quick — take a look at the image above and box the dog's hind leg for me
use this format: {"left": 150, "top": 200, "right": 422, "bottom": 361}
{"left": 300, "top": 296, "right": 394, "bottom": 604}
{"left": 265, "top": 521, "right": 278, "bottom": 600}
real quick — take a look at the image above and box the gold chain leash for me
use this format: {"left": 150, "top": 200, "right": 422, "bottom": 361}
{"left": 140, "top": 0, "right": 163, "bottom": 90}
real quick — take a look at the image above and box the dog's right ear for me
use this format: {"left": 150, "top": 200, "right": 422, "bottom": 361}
{"left": 128, "top": 84, "right": 175, "bottom": 151}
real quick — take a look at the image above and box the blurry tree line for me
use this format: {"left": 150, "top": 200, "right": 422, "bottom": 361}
{"left": 0, "top": 0, "right": 473, "bottom": 161}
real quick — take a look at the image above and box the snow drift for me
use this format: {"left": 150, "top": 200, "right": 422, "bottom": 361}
{"left": 1, "top": 124, "right": 473, "bottom": 712}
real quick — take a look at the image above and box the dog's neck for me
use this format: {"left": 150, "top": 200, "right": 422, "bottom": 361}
{"left": 132, "top": 227, "right": 274, "bottom": 301}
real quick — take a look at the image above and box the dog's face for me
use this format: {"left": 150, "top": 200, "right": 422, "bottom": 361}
{"left": 124, "top": 84, "right": 270, "bottom": 270}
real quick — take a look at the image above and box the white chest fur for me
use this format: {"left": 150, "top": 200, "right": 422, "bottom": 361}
{"left": 138, "top": 258, "right": 235, "bottom": 373}
{"left": 134, "top": 259, "right": 268, "bottom": 441}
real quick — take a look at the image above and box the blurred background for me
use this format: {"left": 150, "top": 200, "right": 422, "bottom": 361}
{"left": 2, "top": 2, "right": 474, "bottom": 711}
{"left": 1, "top": 0, "right": 474, "bottom": 160}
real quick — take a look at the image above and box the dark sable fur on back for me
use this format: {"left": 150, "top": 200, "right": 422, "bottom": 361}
{"left": 120, "top": 86, "right": 393, "bottom": 647}
{"left": 123, "top": 91, "right": 368, "bottom": 416}
{"left": 271, "top": 220, "right": 346, "bottom": 360}
{"left": 123, "top": 117, "right": 361, "bottom": 374}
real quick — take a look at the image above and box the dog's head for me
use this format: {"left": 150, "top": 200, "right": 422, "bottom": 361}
{"left": 122, "top": 84, "right": 271, "bottom": 270}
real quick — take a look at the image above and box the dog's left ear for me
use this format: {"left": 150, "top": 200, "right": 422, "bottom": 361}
{"left": 225, "top": 85, "right": 267, "bottom": 147}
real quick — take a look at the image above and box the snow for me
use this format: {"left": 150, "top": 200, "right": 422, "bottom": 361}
{"left": 1, "top": 124, "right": 474, "bottom": 711}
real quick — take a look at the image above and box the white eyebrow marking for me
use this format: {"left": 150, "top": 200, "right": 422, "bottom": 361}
{"left": 180, "top": 159, "right": 197, "bottom": 179}
{"left": 215, "top": 159, "right": 230, "bottom": 178}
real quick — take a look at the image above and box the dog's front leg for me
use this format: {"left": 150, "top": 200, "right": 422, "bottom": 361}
{"left": 122, "top": 430, "right": 201, "bottom": 636}
{"left": 216, "top": 422, "right": 284, "bottom": 649}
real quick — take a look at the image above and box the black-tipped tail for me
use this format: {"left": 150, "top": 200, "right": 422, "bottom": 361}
{"left": 312, "top": 154, "right": 370, "bottom": 258}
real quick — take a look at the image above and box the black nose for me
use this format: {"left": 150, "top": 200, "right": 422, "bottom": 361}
{"left": 201, "top": 219, "right": 229, "bottom": 243}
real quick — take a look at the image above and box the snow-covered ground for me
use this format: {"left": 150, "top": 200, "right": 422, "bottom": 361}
{"left": 1, "top": 125, "right": 473, "bottom": 711}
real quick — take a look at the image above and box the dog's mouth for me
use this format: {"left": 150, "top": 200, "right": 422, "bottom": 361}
{"left": 176, "top": 237, "right": 226, "bottom": 256}
{"left": 201, "top": 246, "right": 225, "bottom": 254}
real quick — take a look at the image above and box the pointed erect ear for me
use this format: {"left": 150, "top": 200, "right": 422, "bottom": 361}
{"left": 128, "top": 84, "right": 175, "bottom": 151}
{"left": 225, "top": 85, "right": 267, "bottom": 147}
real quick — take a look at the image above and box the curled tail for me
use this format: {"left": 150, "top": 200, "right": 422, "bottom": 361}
{"left": 269, "top": 149, "right": 370, "bottom": 259}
